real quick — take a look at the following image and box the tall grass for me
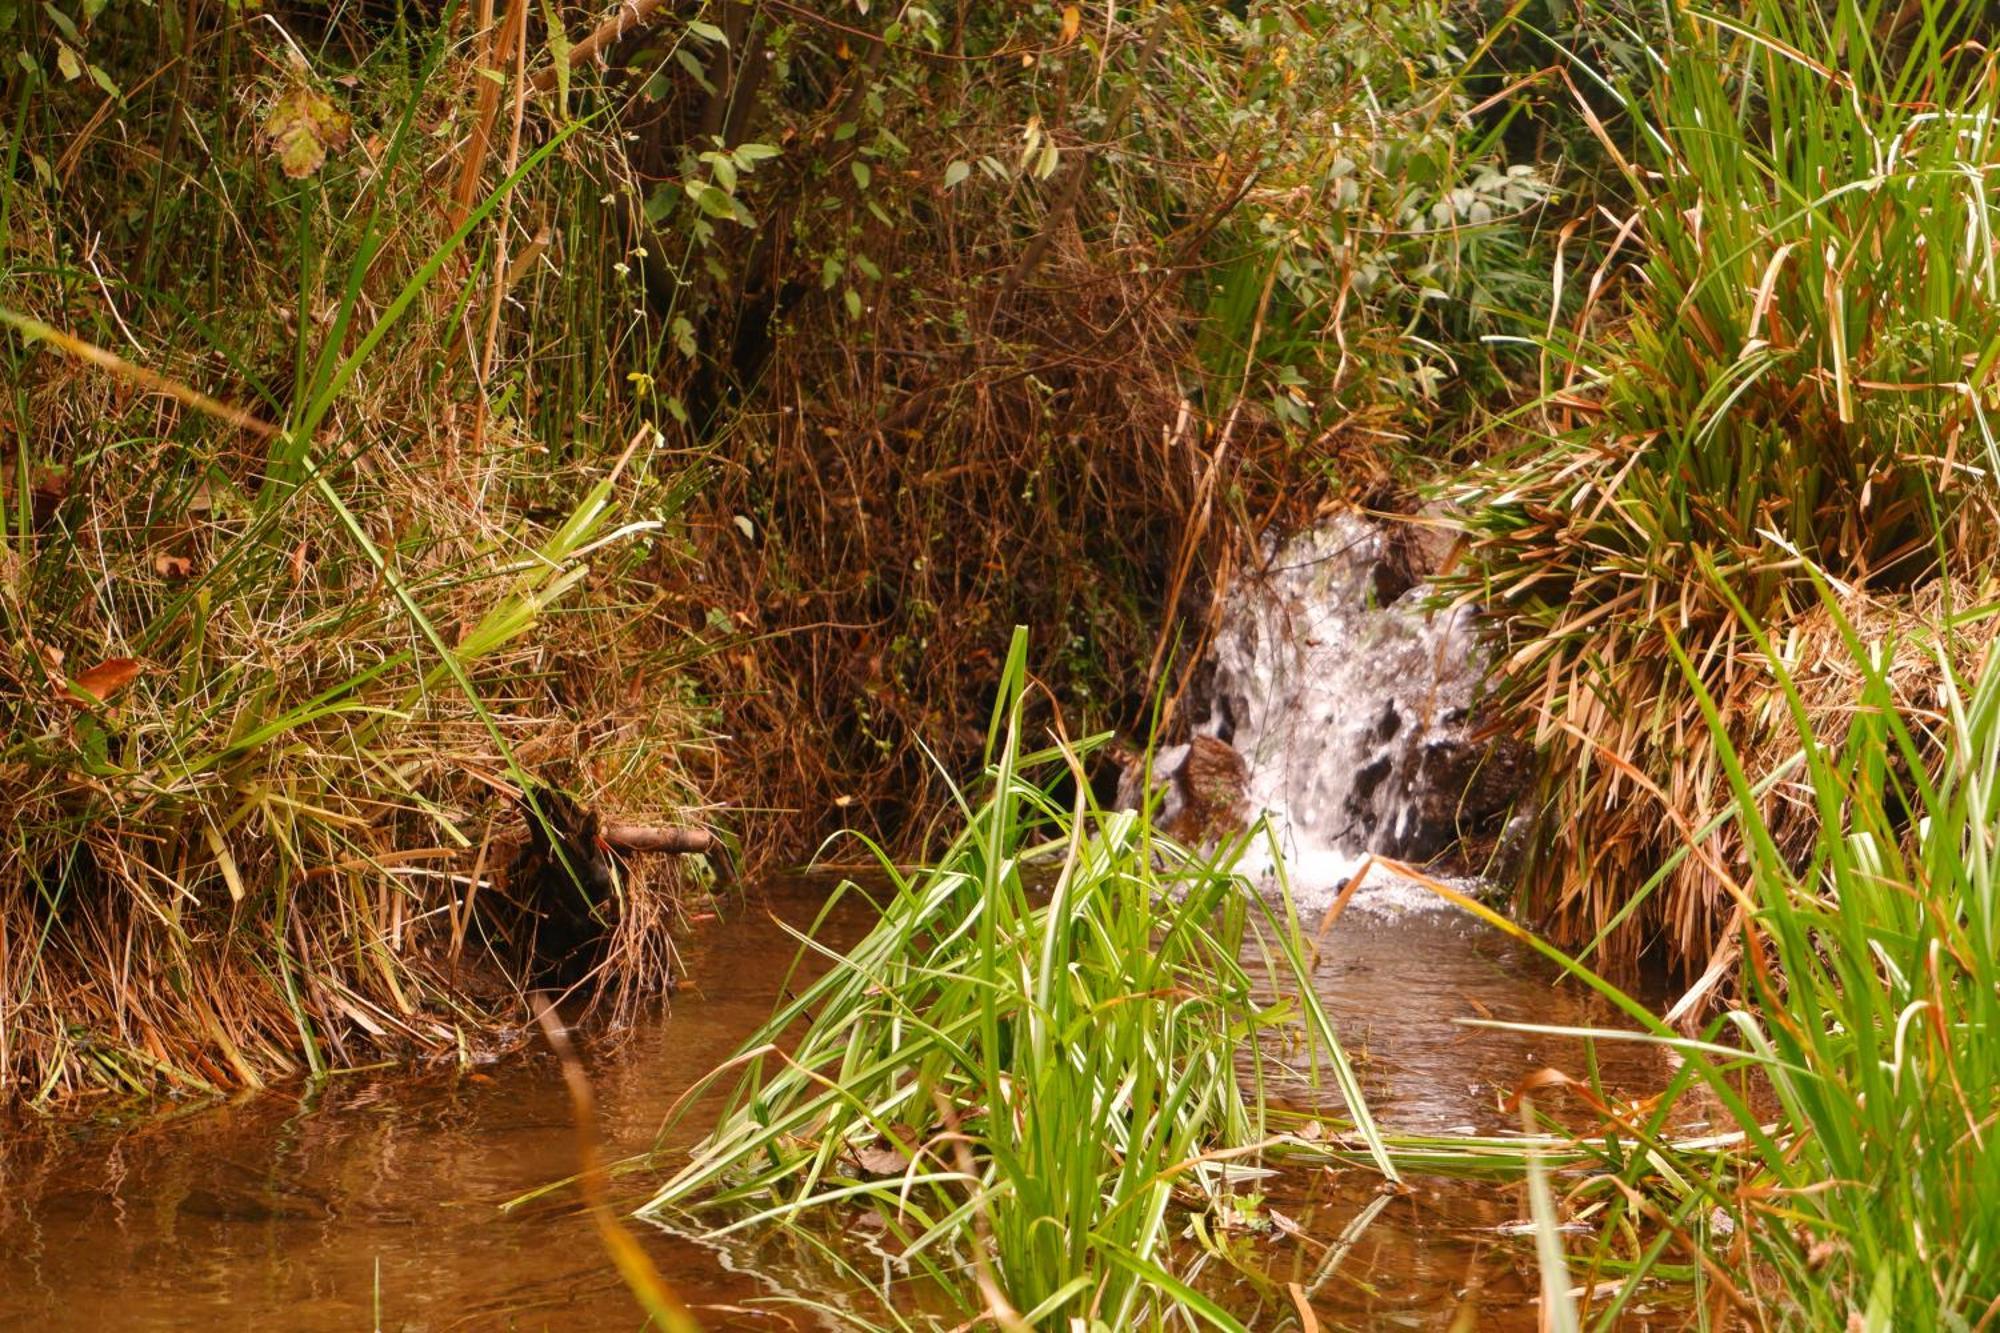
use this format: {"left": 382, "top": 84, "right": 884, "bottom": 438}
{"left": 1436, "top": 576, "right": 2000, "bottom": 1327}
{"left": 0, "top": 5, "right": 710, "bottom": 1100}
{"left": 641, "top": 628, "right": 1390, "bottom": 1329}
{"left": 1663, "top": 577, "right": 2000, "bottom": 1325}
{"left": 1452, "top": 0, "right": 2000, "bottom": 965}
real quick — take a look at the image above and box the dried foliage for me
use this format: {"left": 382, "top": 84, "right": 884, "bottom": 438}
{"left": 607, "top": 1, "right": 1560, "bottom": 855}
{"left": 0, "top": 5, "right": 712, "bottom": 1101}
{"left": 1451, "top": 1, "right": 2000, "bottom": 967}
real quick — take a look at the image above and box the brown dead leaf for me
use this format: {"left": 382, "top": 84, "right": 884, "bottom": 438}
{"left": 154, "top": 552, "right": 194, "bottom": 578}
{"left": 66, "top": 656, "right": 143, "bottom": 706}
{"left": 848, "top": 1142, "right": 913, "bottom": 1177}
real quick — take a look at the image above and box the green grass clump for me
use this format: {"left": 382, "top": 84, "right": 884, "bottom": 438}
{"left": 1452, "top": 0, "right": 2000, "bottom": 964}
{"left": 1662, "top": 579, "right": 2000, "bottom": 1326}
{"left": 642, "top": 628, "right": 1390, "bottom": 1330}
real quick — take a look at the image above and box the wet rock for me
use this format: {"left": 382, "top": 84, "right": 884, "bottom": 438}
{"left": 1113, "top": 735, "right": 1248, "bottom": 844}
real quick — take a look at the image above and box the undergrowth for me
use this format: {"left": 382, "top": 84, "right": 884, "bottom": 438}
{"left": 610, "top": 0, "right": 1561, "bottom": 854}
{"left": 0, "top": 4, "right": 714, "bottom": 1100}
{"left": 1437, "top": 576, "right": 2000, "bottom": 1329}
{"left": 1452, "top": 0, "right": 2000, "bottom": 966}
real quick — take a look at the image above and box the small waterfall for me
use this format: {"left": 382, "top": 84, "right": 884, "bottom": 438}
{"left": 1170, "top": 514, "right": 1527, "bottom": 910}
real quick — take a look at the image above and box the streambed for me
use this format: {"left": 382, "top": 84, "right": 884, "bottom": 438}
{"left": 0, "top": 876, "right": 1674, "bottom": 1331}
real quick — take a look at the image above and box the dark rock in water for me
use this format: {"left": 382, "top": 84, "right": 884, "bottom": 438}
{"left": 1383, "top": 732, "right": 1536, "bottom": 862}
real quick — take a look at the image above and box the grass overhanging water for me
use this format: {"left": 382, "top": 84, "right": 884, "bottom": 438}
{"left": 639, "top": 628, "right": 1392, "bottom": 1330}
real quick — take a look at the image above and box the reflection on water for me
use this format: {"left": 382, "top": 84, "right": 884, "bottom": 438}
{"left": 0, "top": 877, "right": 1673, "bottom": 1331}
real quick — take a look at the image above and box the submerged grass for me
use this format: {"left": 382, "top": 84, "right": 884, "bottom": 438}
{"left": 641, "top": 628, "right": 1390, "bottom": 1330}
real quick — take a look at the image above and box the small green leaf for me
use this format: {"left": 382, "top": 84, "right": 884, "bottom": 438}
{"left": 734, "top": 141, "right": 780, "bottom": 164}
{"left": 843, "top": 288, "right": 863, "bottom": 320}
{"left": 851, "top": 254, "right": 881, "bottom": 281}
{"left": 943, "top": 160, "right": 971, "bottom": 189}
{"left": 687, "top": 19, "right": 727, "bottom": 44}
{"left": 541, "top": 0, "right": 572, "bottom": 116}
{"left": 41, "top": 3, "right": 82, "bottom": 44}
{"left": 687, "top": 181, "right": 735, "bottom": 219}
{"left": 850, "top": 160, "right": 871, "bottom": 190}
{"left": 53, "top": 38, "right": 80, "bottom": 81}
{"left": 673, "top": 45, "right": 713, "bottom": 91}
{"left": 833, "top": 121, "right": 857, "bottom": 142}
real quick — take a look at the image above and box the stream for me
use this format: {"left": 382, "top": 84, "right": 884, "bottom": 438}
{"left": 0, "top": 874, "right": 1675, "bottom": 1331}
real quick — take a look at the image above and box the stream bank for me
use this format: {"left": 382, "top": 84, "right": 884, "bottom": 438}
{"left": 0, "top": 875, "right": 1671, "bottom": 1331}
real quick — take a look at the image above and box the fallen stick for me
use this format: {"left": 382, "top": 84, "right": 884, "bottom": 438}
{"left": 530, "top": 0, "right": 674, "bottom": 93}
{"left": 601, "top": 821, "right": 716, "bottom": 855}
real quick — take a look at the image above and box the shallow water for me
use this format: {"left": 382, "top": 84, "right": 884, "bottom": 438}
{"left": 0, "top": 877, "right": 1677, "bottom": 1331}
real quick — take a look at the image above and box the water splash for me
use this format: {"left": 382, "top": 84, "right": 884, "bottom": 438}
{"left": 1195, "top": 514, "right": 1520, "bottom": 911}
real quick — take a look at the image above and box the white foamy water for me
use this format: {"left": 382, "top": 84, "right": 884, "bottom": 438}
{"left": 1198, "top": 515, "right": 1491, "bottom": 914}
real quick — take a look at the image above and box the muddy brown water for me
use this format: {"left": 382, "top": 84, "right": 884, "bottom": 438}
{"left": 0, "top": 877, "right": 1681, "bottom": 1330}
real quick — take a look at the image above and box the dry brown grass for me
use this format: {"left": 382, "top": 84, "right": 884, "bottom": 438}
{"left": 0, "top": 8, "right": 713, "bottom": 1103}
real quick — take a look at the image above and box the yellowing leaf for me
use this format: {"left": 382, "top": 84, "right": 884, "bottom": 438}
{"left": 261, "top": 82, "right": 352, "bottom": 180}
{"left": 1060, "top": 4, "right": 1081, "bottom": 44}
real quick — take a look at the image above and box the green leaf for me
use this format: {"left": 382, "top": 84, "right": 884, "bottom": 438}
{"left": 943, "top": 160, "right": 970, "bottom": 189}
{"left": 673, "top": 45, "right": 712, "bottom": 92}
{"left": 843, "top": 288, "right": 862, "bottom": 320}
{"left": 687, "top": 19, "right": 727, "bottom": 44}
{"left": 851, "top": 254, "right": 880, "bottom": 281}
{"left": 733, "top": 141, "right": 780, "bottom": 164}
{"left": 41, "top": 3, "right": 81, "bottom": 43}
{"left": 850, "top": 160, "right": 871, "bottom": 190}
{"left": 540, "top": 0, "right": 572, "bottom": 116}
{"left": 53, "top": 38, "right": 79, "bottom": 81}
{"left": 687, "top": 181, "right": 736, "bottom": 219}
